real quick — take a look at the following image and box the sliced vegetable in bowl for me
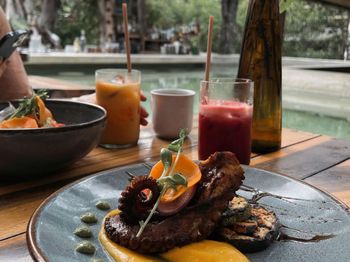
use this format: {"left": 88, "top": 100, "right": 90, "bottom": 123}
{"left": 0, "top": 90, "right": 64, "bottom": 129}
{"left": 0, "top": 116, "right": 38, "bottom": 128}
{"left": 0, "top": 99, "right": 107, "bottom": 178}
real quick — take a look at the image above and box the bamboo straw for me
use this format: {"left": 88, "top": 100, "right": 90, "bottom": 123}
{"left": 122, "top": 3, "right": 132, "bottom": 72}
{"left": 204, "top": 16, "right": 214, "bottom": 82}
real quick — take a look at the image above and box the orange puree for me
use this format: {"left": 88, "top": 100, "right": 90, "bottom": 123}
{"left": 161, "top": 240, "right": 250, "bottom": 262}
{"left": 96, "top": 80, "right": 140, "bottom": 145}
{"left": 99, "top": 210, "right": 250, "bottom": 262}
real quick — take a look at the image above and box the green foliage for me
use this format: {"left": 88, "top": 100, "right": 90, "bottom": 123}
{"left": 17, "top": 0, "right": 348, "bottom": 59}
{"left": 146, "top": 0, "right": 221, "bottom": 52}
{"left": 236, "top": 0, "right": 349, "bottom": 59}
{"left": 283, "top": 0, "right": 349, "bottom": 59}
{"left": 235, "top": 0, "right": 249, "bottom": 53}
{"left": 9, "top": 17, "right": 29, "bottom": 31}
{"left": 280, "top": 0, "right": 293, "bottom": 13}
{"left": 54, "top": 0, "right": 99, "bottom": 46}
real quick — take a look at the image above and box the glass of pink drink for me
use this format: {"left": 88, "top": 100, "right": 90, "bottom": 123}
{"left": 198, "top": 79, "right": 254, "bottom": 165}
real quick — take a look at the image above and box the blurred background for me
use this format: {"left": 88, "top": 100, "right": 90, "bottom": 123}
{"left": 1, "top": 0, "right": 350, "bottom": 140}
{"left": 1, "top": 0, "right": 349, "bottom": 58}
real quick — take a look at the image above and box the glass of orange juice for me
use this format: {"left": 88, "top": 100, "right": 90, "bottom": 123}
{"left": 95, "top": 69, "right": 141, "bottom": 148}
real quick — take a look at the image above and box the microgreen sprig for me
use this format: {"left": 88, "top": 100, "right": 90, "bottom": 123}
{"left": 136, "top": 129, "right": 188, "bottom": 237}
{"left": 157, "top": 173, "right": 187, "bottom": 190}
{"left": 159, "top": 148, "right": 172, "bottom": 178}
{"left": 136, "top": 172, "right": 187, "bottom": 238}
{"left": 167, "top": 129, "right": 187, "bottom": 177}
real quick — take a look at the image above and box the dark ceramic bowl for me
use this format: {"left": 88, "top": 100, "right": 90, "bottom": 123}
{"left": 0, "top": 100, "right": 106, "bottom": 180}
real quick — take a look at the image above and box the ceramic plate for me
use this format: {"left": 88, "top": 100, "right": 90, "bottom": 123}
{"left": 27, "top": 164, "right": 350, "bottom": 262}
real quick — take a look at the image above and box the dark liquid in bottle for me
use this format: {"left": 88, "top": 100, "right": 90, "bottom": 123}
{"left": 238, "top": 0, "right": 282, "bottom": 153}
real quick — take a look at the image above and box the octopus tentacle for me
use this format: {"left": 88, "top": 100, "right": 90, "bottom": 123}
{"left": 118, "top": 176, "right": 160, "bottom": 224}
{"left": 105, "top": 152, "right": 245, "bottom": 254}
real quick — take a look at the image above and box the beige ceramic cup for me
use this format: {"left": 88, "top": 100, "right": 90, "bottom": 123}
{"left": 151, "top": 89, "right": 195, "bottom": 139}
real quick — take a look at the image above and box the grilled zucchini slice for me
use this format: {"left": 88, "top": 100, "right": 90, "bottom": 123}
{"left": 216, "top": 201, "right": 280, "bottom": 253}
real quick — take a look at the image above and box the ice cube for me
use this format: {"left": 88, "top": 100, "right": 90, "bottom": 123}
{"left": 110, "top": 75, "right": 125, "bottom": 84}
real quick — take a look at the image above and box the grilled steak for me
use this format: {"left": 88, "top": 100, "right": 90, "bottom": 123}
{"left": 104, "top": 151, "right": 245, "bottom": 253}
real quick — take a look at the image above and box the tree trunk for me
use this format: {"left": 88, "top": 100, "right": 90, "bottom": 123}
{"left": 23, "top": 0, "right": 35, "bottom": 24}
{"left": 0, "top": 1, "right": 6, "bottom": 11}
{"left": 280, "top": 11, "right": 286, "bottom": 42}
{"left": 97, "top": 0, "right": 116, "bottom": 47}
{"left": 343, "top": 10, "right": 350, "bottom": 60}
{"left": 137, "top": 0, "right": 146, "bottom": 52}
{"left": 5, "top": 0, "right": 26, "bottom": 21}
{"left": 219, "top": 0, "right": 239, "bottom": 54}
{"left": 97, "top": 0, "right": 106, "bottom": 46}
{"left": 3, "top": 0, "right": 35, "bottom": 25}
{"left": 36, "top": 0, "right": 60, "bottom": 48}
{"left": 37, "top": 0, "right": 60, "bottom": 32}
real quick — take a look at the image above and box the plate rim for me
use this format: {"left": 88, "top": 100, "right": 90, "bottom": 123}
{"left": 26, "top": 164, "right": 350, "bottom": 262}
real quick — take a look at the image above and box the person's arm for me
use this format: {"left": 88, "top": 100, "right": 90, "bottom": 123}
{"left": 0, "top": 59, "right": 9, "bottom": 78}
{"left": 0, "top": 7, "right": 31, "bottom": 102}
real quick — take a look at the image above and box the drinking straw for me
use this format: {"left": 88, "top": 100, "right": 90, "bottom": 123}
{"left": 122, "top": 3, "right": 132, "bottom": 72}
{"left": 204, "top": 16, "right": 214, "bottom": 82}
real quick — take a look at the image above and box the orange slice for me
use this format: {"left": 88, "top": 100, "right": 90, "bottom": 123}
{"left": 149, "top": 154, "right": 201, "bottom": 202}
{"left": 0, "top": 116, "right": 38, "bottom": 128}
{"left": 36, "top": 96, "right": 53, "bottom": 126}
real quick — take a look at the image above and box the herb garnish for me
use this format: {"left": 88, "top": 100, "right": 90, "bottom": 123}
{"left": 8, "top": 89, "right": 48, "bottom": 120}
{"left": 136, "top": 129, "right": 188, "bottom": 237}
{"left": 167, "top": 129, "right": 187, "bottom": 177}
{"left": 159, "top": 148, "right": 172, "bottom": 178}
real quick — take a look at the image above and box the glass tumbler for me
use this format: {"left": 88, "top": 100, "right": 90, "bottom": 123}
{"left": 95, "top": 69, "right": 141, "bottom": 148}
{"left": 198, "top": 78, "right": 254, "bottom": 164}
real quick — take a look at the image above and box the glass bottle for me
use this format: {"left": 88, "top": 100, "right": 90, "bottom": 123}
{"left": 73, "top": 37, "right": 81, "bottom": 53}
{"left": 237, "top": 0, "right": 282, "bottom": 153}
{"left": 80, "top": 30, "right": 86, "bottom": 52}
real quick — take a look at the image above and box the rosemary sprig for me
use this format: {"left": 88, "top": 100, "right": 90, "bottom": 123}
{"left": 8, "top": 89, "right": 48, "bottom": 120}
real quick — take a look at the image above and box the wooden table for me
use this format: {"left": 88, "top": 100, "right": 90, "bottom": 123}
{"left": 1, "top": 123, "right": 350, "bottom": 262}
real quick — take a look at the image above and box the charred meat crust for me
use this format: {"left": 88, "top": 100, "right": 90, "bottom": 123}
{"left": 196, "top": 151, "right": 245, "bottom": 204}
{"left": 104, "top": 192, "right": 232, "bottom": 253}
{"left": 104, "top": 152, "right": 245, "bottom": 254}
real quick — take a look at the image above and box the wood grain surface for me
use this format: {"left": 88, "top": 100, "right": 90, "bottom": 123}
{"left": 306, "top": 159, "right": 350, "bottom": 206}
{"left": 0, "top": 123, "right": 349, "bottom": 261}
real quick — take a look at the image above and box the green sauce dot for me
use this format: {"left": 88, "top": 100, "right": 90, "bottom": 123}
{"left": 95, "top": 200, "right": 111, "bottom": 210}
{"left": 80, "top": 212, "right": 98, "bottom": 224}
{"left": 75, "top": 240, "right": 95, "bottom": 254}
{"left": 74, "top": 225, "right": 92, "bottom": 238}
